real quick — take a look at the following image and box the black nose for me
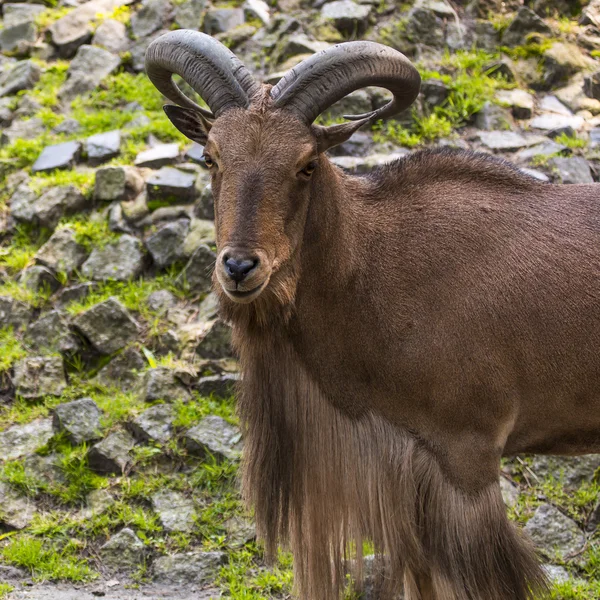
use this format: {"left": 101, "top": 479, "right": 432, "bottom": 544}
{"left": 223, "top": 254, "right": 259, "bottom": 283}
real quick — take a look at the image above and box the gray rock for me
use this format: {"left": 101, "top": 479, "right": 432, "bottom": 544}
{"left": 78, "top": 488, "right": 115, "bottom": 520}
{"left": 177, "top": 244, "right": 216, "bottom": 294}
{"left": 196, "top": 292, "right": 220, "bottom": 322}
{"left": 35, "top": 228, "right": 88, "bottom": 275}
{"left": 530, "top": 113, "right": 584, "bottom": 132}
{"left": 549, "top": 157, "right": 594, "bottom": 184}
{"left": 81, "top": 234, "right": 145, "bottom": 281}
{"left": 131, "top": 0, "right": 173, "bottom": 38}
{"left": 146, "top": 219, "right": 189, "bottom": 269}
{"left": 86, "top": 130, "right": 121, "bottom": 165}
{"left": 515, "top": 141, "right": 566, "bottom": 163}
{"left": 584, "top": 71, "right": 600, "bottom": 101}
{"left": 175, "top": 0, "right": 206, "bottom": 29}
{"left": 0, "top": 295, "right": 33, "bottom": 331}
{"left": 421, "top": 78, "right": 449, "bottom": 108}
{"left": 195, "top": 373, "right": 239, "bottom": 398}
{"left": 194, "top": 180, "right": 214, "bottom": 220}
{"left": 0, "top": 418, "right": 53, "bottom": 461}
{"left": 53, "top": 118, "right": 82, "bottom": 136}
{"left": 35, "top": 186, "right": 86, "bottom": 229}
{"left": 581, "top": 0, "right": 600, "bottom": 28}
{"left": 32, "top": 141, "right": 82, "bottom": 174}
{"left": 1, "top": 117, "right": 44, "bottom": 146}
{"left": 88, "top": 429, "right": 136, "bottom": 474}
{"left": 53, "top": 398, "right": 103, "bottom": 444}
{"left": 185, "top": 142, "right": 205, "bottom": 163}
{"left": 95, "top": 347, "right": 146, "bottom": 391}
{"left": 3, "top": 4, "right": 46, "bottom": 29}
{"left": 478, "top": 130, "right": 531, "bottom": 151}
{"left": 524, "top": 503, "right": 585, "bottom": 560}
{"left": 496, "top": 89, "right": 535, "bottom": 120}
{"left": 0, "top": 482, "right": 36, "bottom": 530}
{"left": 323, "top": 89, "right": 372, "bottom": 122}
{"left": 543, "top": 42, "right": 597, "bottom": 90}
{"left": 59, "top": 45, "right": 121, "bottom": 103}
{"left": 140, "top": 368, "right": 191, "bottom": 403}
{"left": 502, "top": 6, "right": 552, "bottom": 47}
{"left": 153, "top": 551, "right": 227, "bottom": 585}
{"left": 592, "top": 128, "right": 600, "bottom": 150}
{"left": 49, "top": 0, "right": 132, "bottom": 58}
{"left": 151, "top": 490, "right": 195, "bottom": 532}
{"left": 100, "top": 528, "right": 146, "bottom": 570}
{"left": 13, "top": 356, "right": 66, "bottom": 399}
{"left": 129, "top": 28, "right": 170, "bottom": 73}
{"left": 56, "top": 282, "right": 94, "bottom": 308}
{"left": 224, "top": 516, "right": 256, "bottom": 547}
{"left": 73, "top": 297, "right": 139, "bottom": 354}
{"left": 196, "top": 320, "right": 232, "bottom": 359}
{"left": 184, "top": 415, "right": 242, "bottom": 461}
{"left": 475, "top": 102, "right": 514, "bottom": 131}
{"left": 23, "top": 453, "right": 65, "bottom": 486}
{"left": 130, "top": 403, "right": 175, "bottom": 443}
{"left": 406, "top": 8, "right": 444, "bottom": 47}
{"left": 276, "top": 34, "right": 330, "bottom": 63}
{"left": 182, "top": 219, "right": 215, "bottom": 257}
{"left": 244, "top": 0, "right": 269, "bottom": 25}
{"left": 20, "top": 265, "right": 60, "bottom": 293}
{"left": 26, "top": 310, "right": 78, "bottom": 354}
{"left": 9, "top": 183, "right": 37, "bottom": 223}
{"left": 204, "top": 8, "right": 245, "bottom": 35}
{"left": 134, "top": 143, "right": 180, "bottom": 168}
{"left": 531, "top": 455, "right": 600, "bottom": 487}
{"left": 0, "top": 21, "right": 37, "bottom": 54}
{"left": 0, "top": 60, "right": 41, "bottom": 97}
{"left": 147, "top": 289, "right": 177, "bottom": 313}
{"left": 95, "top": 166, "right": 145, "bottom": 202}
{"left": 147, "top": 167, "right": 197, "bottom": 205}
{"left": 321, "top": 0, "right": 372, "bottom": 36}
{"left": 499, "top": 477, "right": 519, "bottom": 508}
{"left": 542, "top": 564, "right": 571, "bottom": 584}
{"left": 92, "top": 19, "right": 130, "bottom": 54}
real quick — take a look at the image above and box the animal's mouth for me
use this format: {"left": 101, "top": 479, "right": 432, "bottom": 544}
{"left": 222, "top": 280, "right": 268, "bottom": 304}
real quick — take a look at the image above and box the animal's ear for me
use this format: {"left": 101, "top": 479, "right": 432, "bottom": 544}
{"left": 163, "top": 104, "right": 212, "bottom": 145}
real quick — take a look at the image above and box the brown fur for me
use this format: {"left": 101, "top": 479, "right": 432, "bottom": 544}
{"left": 164, "top": 88, "right": 600, "bottom": 599}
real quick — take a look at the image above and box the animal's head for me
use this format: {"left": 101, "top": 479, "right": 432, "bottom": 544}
{"left": 145, "top": 31, "right": 420, "bottom": 312}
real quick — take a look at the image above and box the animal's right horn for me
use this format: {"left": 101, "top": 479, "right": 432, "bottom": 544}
{"left": 145, "top": 30, "right": 260, "bottom": 119}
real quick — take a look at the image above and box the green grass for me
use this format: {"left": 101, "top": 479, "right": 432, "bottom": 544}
{"left": 30, "top": 171, "right": 96, "bottom": 197}
{"left": 57, "top": 216, "right": 119, "bottom": 252}
{"left": 27, "top": 61, "right": 70, "bottom": 108}
{"left": 1, "top": 536, "right": 95, "bottom": 583}
{"left": 0, "top": 328, "right": 27, "bottom": 373}
{"left": 554, "top": 132, "right": 588, "bottom": 150}
{"left": 0, "top": 584, "right": 14, "bottom": 598}
{"left": 374, "top": 50, "right": 508, "bottom": 148}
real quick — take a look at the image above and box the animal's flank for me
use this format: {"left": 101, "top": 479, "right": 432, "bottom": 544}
{"left": 235, "top": 328, "right": 546, "bottom": 600}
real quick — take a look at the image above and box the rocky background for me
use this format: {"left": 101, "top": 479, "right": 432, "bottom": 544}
{"left": 0, "top": 0, "right": 599, "bottom": 598}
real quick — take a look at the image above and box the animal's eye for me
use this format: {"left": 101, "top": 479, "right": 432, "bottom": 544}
{"left": 203, "top": 154, "right": 215, "bottom": 168}
{"left": 300, "top": 161, "right": 317, "bottom": 177}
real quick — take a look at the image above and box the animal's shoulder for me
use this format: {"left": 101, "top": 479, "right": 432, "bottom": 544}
{"left": 367, "top": 147, "right": 540, "bottom": 191}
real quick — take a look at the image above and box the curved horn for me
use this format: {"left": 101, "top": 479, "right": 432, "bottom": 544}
{"left": 270, "top": 41, "right": 421, "bottom": 127}
{"left": 145, "top": 30, "right": 260, "bottom": 119}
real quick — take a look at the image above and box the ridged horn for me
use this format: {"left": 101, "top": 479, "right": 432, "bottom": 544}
{"left": 270, "top": 41, "right": 421, "bottom": 127}
{"left": 145, "top": 29, "right": 260, "bottom": 119}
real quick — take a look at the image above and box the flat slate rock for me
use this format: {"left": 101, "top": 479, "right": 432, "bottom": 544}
{"left": 86, "top": 130, "right": 121, "bottom": 165}
{"left": 478, "top": 130, "right": 529, "bottom": 151}
{"left": 88, "top": 429, "right": 136, "bottom": 474}
{"left": 153, "top": 551, "right": 227, "bottom": 585}
{"left": 134, "top": 143, "right": 180, "bottom": 168}
{"left": 524, "top": 503, "right": 585, "bottom": 560}
{"left": 529, "top": 113, "right": 584, "bottom": 131}
{"left": 129, "top": 403, "right": 175, "bottom": 443}
{"left": 147, "top": 167, "right": 197, "bottom": 204}
{"left": 81, "top": 234, "right": 145, "bottom": 281}
{"left": 100, "top": 527, "right": 146, "bottom": 570}
{"left": 35, "top": 227, "right": 88, "bottom": 275}
{"left": 0, "top": 418, "right": 53, "bottom": 462}
{"left": 13, "top": 355, "right": 67, "bottom": 399}
{"left": 151, "top": 489, "right": 196, "bottom": 532}
{"left": 184, "top": 415, "right": 243, "bottom": 461}
{"left": 53, "top": 398, "right": 103, "bottom": 444}
{"left": 32, "top": 141, "right": 82, "bottom": 173}
{"left": 549, "top": 157, "right": 594, "bottom": 184}
{"left": 73, "top": 297, "right": 139, "bottom": 354}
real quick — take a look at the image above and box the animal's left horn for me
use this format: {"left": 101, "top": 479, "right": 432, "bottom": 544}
{"left": 270, "top": 41, "right": 421, "bottom": 147}
{"left": 145, "top": 30, "right": 260, "bottom": 119}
